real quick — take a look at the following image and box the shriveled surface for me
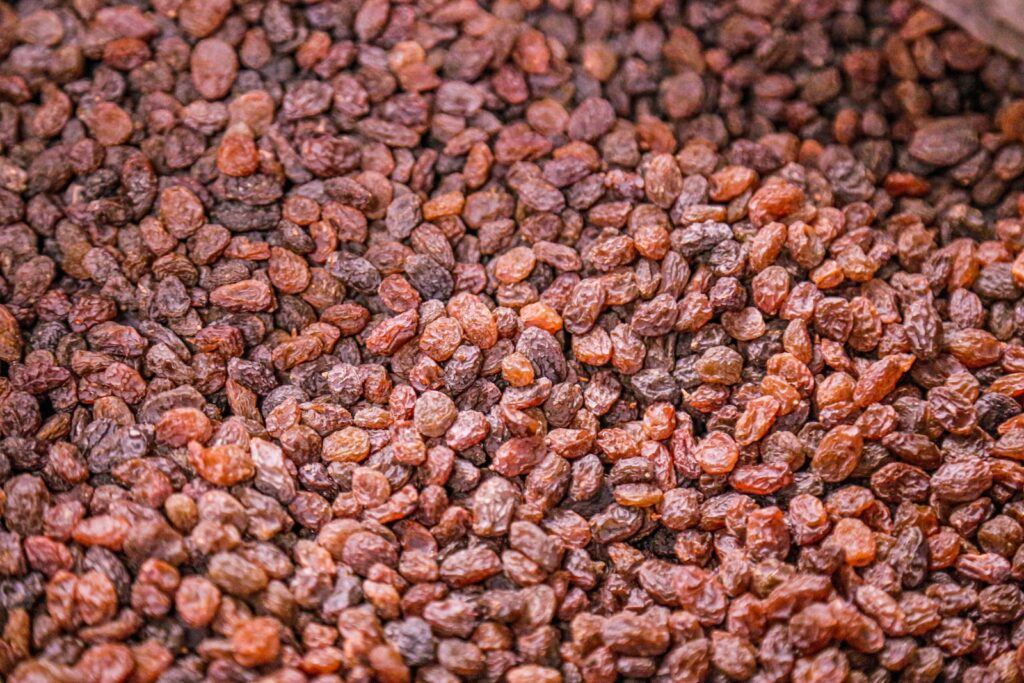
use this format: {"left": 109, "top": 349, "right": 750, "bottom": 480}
{"left": 3, "top": 1, "right": 1024, "bottom": 682}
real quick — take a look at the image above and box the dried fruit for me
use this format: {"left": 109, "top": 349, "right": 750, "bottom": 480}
{"left": 1, "top": 3, "right": 1023, "bottom": 680}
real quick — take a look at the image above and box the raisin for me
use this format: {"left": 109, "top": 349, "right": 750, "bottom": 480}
{"left": 0, "top": 3, "right": 1022, "bottom": 679}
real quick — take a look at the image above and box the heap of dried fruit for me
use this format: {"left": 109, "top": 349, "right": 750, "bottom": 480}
{"left": 6, "top": 0, "right": 1024, "bottom": 681}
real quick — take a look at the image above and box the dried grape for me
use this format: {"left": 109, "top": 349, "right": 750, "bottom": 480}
{"left": 0, "top": 2, "right": 1022, "bottom": 682}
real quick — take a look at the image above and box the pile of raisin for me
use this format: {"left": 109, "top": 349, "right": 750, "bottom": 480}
{"left": 5, "top": 0, "right": 1024, "bottom": 681}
